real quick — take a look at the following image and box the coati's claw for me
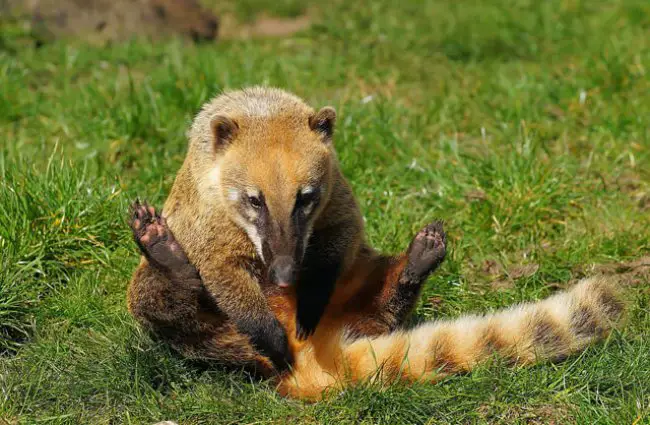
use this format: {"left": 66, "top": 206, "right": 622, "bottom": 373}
{"left": 404, "top": 220, "right": 447, "bottom": 281}
{"left": 128, "top": 200, "right": 196, "bottom": 278}
{"left": 295, "top": 322, "right": 313, "bottom": 341}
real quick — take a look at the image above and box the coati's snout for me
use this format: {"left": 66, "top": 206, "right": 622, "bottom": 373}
{"left": 269, "top": 256, "right": 296, "bottom": 288}
{"left": 254, "top": 187, "right": 316, "bottom": 288}
{"left": 259, "top": 210, "right": 307, "bottom": 288}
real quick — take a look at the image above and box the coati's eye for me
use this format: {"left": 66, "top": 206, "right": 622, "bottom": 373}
{"left": 248, "top": 195, "right": 263, "bottom": 209}
{"left": 296, "top": 189, "right": 318, "bottom": 212}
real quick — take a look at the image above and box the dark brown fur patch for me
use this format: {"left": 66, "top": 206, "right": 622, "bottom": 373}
{"left": 428, "top": 331, "right": 459, "bottom": 373}
{"left": 596, "top": 286, "right": 624, "bottom": 321}
{"left": 379, "top": 343, "right": 408, "bottom": 383}
{"left": 571, "top": 305, "right": 605, "bottom": 338}
{"left": 374, "top": 255, "right": 421, "bottom": 327}
{"left": 532, "top": 312, "right": 567, "bottom": 354}
{"left": 344, "top": 316, "right": 392, "bottom": 339}
{"left": 482, "top": 324, "right": 509, "bottom": 356}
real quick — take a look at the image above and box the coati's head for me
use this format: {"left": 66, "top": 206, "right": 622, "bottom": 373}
{"left": 190, "top": 88, "right": 337, "bottom": 288}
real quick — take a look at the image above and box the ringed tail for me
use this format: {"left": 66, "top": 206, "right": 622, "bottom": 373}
{"left": 279, "top": 276, "right": 625, "bottom": 400}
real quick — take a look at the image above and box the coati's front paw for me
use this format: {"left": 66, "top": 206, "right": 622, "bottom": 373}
{"left": 129, "top": 200, "right": 196, "bottom": 278}
{"left": 265, "top": 319, "right": 294, "bottom": 372}
{"left": 295, "top": 319, "right": 314, "bottom": 341}
{"left": 243, "top": 316, "right": 294, "bottom": 373}
{"left": 404, "top": 220, "right": 447, "bottom": 282}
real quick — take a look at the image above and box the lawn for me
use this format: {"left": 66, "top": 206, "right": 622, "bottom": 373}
{"left": 1, "top": 0, "right": 649, "bottom": 423}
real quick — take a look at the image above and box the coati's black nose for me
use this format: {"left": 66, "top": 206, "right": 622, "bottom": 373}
{"left": 270, "top": 256, "right": 296, "bottom": 288}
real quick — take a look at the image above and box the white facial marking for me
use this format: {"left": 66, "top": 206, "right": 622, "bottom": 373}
{"left": 233, "top": 215, "right": 265, "bottom": 262}
{"left": 227, "top": 187, "right": 265, "bottom": 261}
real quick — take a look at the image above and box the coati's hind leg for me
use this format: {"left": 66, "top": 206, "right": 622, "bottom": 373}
{"left": 340, "top": 221, "right": 447, "bottom": 336}
{"left": 127, "top": 201, "right": 275, "bottom": 377}
{"left": 388, "top": 220, "right": 447, "bottom": 324}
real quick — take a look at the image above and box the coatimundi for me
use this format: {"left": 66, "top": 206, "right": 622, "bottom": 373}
{"left": 127, "top": 87, "right": 625, "bottom": 399}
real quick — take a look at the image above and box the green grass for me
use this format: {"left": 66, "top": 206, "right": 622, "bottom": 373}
{"left": 1, "top": 0, "right": 649, "bottom": 423}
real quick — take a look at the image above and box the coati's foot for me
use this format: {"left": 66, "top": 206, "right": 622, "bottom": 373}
{"left": 129, "top": 200, "right": 198, "bottom": 279}
{"left": 402, "top": 220, "right": 446, "bottom": 283}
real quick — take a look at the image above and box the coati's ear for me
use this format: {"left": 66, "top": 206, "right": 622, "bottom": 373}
{"left": 309, "top": 107, "right": 336, "bottom": 143}
{"left": 210, "top": 115, "right": 239, "bottom": 149}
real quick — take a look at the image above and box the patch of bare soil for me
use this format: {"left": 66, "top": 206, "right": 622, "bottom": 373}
{"left": 477, "top": 403, "right": 571, "bottom": 425}
{"left": 638, "top": 194, "right": 650, "bottom": 211}
{"left": 218, "top": 12, "right": 311, "bottom": 39}
{"left": 3, "top": 0, "right": 219, "bottom": 43}
{"left": 476, "top": 259, "right": 540, "bottom": 291}
{"left": 603, "top": 169, "right": 650, "bottom": 211}
{"left": 464, "top": 189, "right": 488, "bottom": 202}
{"left": 468, "top": 253, "right": 649, "bottom": 294}
{"left": 574, "top": 256, "right": 650, "bottom": 287}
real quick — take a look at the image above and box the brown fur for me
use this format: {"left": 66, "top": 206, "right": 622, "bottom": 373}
{"left": 127, "top": 87, "right": 625, "bottom": 399}
{"left": 128, "top": 87, "right": 437, "bottom": 374}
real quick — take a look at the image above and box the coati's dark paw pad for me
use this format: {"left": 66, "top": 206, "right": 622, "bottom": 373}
{"left": 405, "top": 220, "right": 447, "bottom": 280}
{"left": 129, "top": 200, "right": 192, "bottom": 274}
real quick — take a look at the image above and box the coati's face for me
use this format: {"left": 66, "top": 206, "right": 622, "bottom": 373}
{"left": 213, "top": 107, "right": 336, "bottom": 288}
